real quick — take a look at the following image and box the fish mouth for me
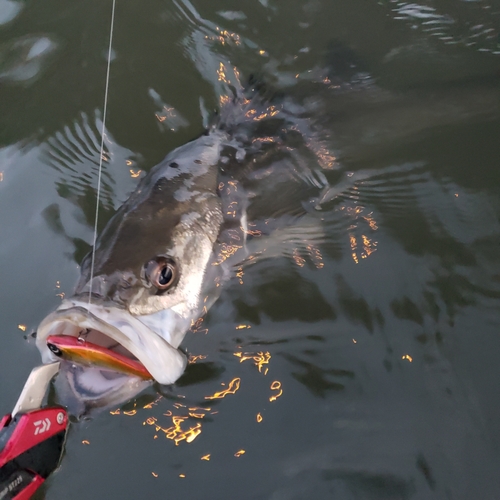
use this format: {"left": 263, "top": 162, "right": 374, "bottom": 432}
{"left": 36, "top": 300, "right": 187, "bottom": 386}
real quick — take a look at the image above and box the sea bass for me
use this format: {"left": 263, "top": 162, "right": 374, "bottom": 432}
{"left": 37, "top": 131, "right": 225, "bottom": 380}
{"left": 35, "top": 88, "right": 329, "bottom": 410}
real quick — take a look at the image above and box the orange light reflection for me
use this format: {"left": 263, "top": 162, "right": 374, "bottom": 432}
{"left": 235, "top": 324, "right": 251, "bottom": 330}
{"left": 143, "top": 396, "right": 162, "bottom": 410}
{"left": 269, "top": 381, "right": 283, "bottom": 402}
{"left": 292, "top": 248, "right": 306, "bottom": 267}
{"left": 234, "top": 351, "right": 271, "bottom": 373}
{"left": 205, "top": 378, "right": 241, "bottom": 400}
{"left": 189, "top": 354, "right": 208, "bottom": 363}
{"left": 307, "top": 244, "right": 324, "bottom": 269}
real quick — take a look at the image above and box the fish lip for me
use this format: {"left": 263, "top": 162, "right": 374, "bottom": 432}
{"left": 36, "top": 300, "right": 187, "bottom": 385}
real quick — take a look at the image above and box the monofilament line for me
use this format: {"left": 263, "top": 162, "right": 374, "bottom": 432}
{"left": 88, "top": 0, "right": 117, "bottom": 307}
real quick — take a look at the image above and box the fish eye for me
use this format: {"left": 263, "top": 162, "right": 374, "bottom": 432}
{"left": 144, "top": 257, "right": 177, "bottom": 291}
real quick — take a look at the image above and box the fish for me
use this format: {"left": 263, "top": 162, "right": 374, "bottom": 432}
{"left": 36, "top": 131, "right": 225, "bottom": 400}
{"left": 35, "top": 85, "right": 330, "bottom": 412}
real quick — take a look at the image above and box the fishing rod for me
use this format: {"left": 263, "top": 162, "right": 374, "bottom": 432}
{"left": 0, "top": 1, "right": 117, "bottom": 497}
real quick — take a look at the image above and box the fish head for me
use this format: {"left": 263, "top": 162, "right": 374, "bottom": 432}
{"left": 36, "top": 133, "right": 225, "bottom": 412}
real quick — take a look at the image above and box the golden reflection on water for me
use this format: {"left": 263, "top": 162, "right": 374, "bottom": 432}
{"left": 349, "top": 233, "right": 359, "bottom": 264}
{"left": 218, "top": 29, "right": 241, "bottom": 45}
{"left": 293, "top": 244, "right": 325, "bottom": 269}
{"left": 241, "top": 224, "right": 262, "bottom": 237}
{"left": 251, "top": 136, "right": 276, "bottom": 145}
{"left": 236, "top": 266, "right": 244, "bottom": 285}
{"left": 54, "top": 279, "right": 65, "bottom": 299}
{"left": 205, "top": 27, "right": 241, "bottom": 46}
{"left": 189, "top": 354, "right": 207, "bottom": 363}
{"left": 234, "top": 351, "right": 271, "bottom": 374}
{"left": 144, "top": 414, "right": 202, "bottom": 446}
{"left": 108, "top": 334, "right": 283, "bottom": 461}
{"left": 245, "top": 108, "right": 257, "bottom": 119}
{"left": 142, "top": 395, "right": 162, "bottom": 409}
{"left": 307, "top": 244, "right": 324, "bottom": 269}
{"left": 217, "top": 62, "right": 229, "bottom": 84}
{"left": 342, "top": 205, "right": 379, "bottom": 264}
{"left": 190, "top": 316, "right": 208, "bottom": 335}
{"left": 214, "top": 242, "right": 243, "bottom": 264}
{"left": 205, "top": 378, "right": 241, "bottom": 399}
{"left": 235, "top": 324, "right": 251, "bottom": 330}
{"left": 167, "top": 417, "right": 202, "bottom": 445}
{"left": 219, "top": 95, "right": 231, "bottom": 107}
{"left": 307, "top": 141, "right": 336, "bottom": 170}
{"left": 155, "top": 107, "right": 173, "bottom": 123}
{"left": 402, "top": 354, "right": 413, "bottom": 362}
{"left": 292, "top": 248, "right": 306, "bottom": 267}
{"left": 188, "top": 411, "right": 205, "bottom": 419}
{"left": 269, "top": 381, "right": 283, "bottom": 402}
{"left": 363, "top": 212, "right": 379, "bottom": 230}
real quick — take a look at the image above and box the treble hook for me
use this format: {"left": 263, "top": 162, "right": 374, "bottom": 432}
{"left": 78, "top": 329, "right": 91, "bottom": 342}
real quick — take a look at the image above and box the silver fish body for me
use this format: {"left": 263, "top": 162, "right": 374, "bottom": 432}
{"left": 36, "top": 129, "right": 229, "bottom": 410}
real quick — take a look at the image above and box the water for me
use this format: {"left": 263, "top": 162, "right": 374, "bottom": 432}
{"left": 1, "top": 0, "right": 500, "bottom": 498}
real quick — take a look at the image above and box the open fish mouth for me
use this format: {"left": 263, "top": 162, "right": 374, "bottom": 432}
{"left": 36, "top": 300, "right": 188, "bottom": 385}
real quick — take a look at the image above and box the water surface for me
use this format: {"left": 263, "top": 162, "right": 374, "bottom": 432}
{"left": 1, "top": 0, "right": 500, "bottom": 498}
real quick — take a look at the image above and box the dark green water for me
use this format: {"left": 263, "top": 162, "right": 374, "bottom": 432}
{"left": 1, "top": 0, "right": 500, "bottom": 498}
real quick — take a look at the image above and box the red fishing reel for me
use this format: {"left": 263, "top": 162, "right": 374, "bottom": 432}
{"left": 0, "top": 363, "right": 68, "bottom": 500}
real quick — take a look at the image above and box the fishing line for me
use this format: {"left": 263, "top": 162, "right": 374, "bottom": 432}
{"left": 88, "top": 0, "right": 117, "bottom": 308}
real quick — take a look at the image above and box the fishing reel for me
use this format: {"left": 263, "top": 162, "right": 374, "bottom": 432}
{"left": 0, "top": 363, "right": 68, "bottom": 500}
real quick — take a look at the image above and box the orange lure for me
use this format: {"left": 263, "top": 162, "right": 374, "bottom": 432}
{"left": 46, "top": 335, "right": 153, "bottom": 380}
